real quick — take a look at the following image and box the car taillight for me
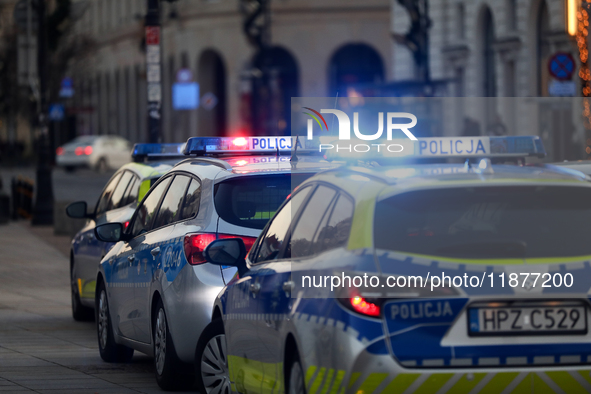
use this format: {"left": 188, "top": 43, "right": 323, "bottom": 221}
{"left": 75, "top": 147, "right": 83, "bottom": 155}
{"left": 84, "top": 145, "right": 93, "bottom": 155}
{"left": 56, "top": 147, "right": 64, "bottom": 156}
{"left": 342, "top": 296, "right": 381, "bottom": 317}
{"left": 183, "top": 233, "right": 257, "bottom": 266}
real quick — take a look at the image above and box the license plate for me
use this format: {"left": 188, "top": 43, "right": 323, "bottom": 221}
{"left": 468, "top": 302, "right": 587, "bottom": 336}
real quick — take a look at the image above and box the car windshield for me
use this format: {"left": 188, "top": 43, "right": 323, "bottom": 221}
{"left": 374, "top": 186, "right": 591, "bottom": 259}
{"left": 214, "top": 173, "right": 313, "bottom": 230}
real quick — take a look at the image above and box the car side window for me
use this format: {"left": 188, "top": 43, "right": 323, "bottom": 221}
{"left": 129, "top": 177, "right": 172, "bottom": 238}
{"left": 107, "top": 171, "right": 134, "bottom": 210}
{"left": 287, "top": 185, "right": 337, "bottom": 259}
{"left": 121, "top": 176, "right": 138, "bottom": 206}
{"left": 96, "top": 172, "right": 122, "bottom": 216}
{"left": 253, "top": 185, "right": 313, "bottom": 263}
{"left": 152, "top": 175, "right": 191, "bottom": 230}
{"left": 313, "top": 193, "right": 354, "bottom": 255}
{"left": 179, "top": 178, "right": 202, "bottom": 220}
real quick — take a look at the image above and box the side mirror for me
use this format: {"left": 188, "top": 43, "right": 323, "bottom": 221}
{"left": 203, "top": 238, "right": 248, "bottom": 276}
{"left": 66, "top": 201, "right": 92, "bottom": 219}
{"left": 95, "top": 222, "right": 124, "bottom": 243}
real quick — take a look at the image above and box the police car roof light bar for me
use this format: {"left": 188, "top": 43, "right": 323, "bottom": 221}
{"left": 132, "top": 143, "right": 186, "bottom": 162}
{"left": 183, "top": 136, "right": 304, "bottom": 156}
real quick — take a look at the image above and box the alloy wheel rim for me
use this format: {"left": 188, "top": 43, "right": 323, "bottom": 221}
{"left": 201, "top": 334, "right": 230, "bottom": 394}
{"left": 98, "top": 290, "right": 108, "bottom": 349}
{"left": 155, "top": 308, "right": 167, "bottom": 375}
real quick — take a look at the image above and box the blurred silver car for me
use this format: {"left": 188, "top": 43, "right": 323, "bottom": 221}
{"left": 56, "top": 135, "right": 131, "bottom": 172}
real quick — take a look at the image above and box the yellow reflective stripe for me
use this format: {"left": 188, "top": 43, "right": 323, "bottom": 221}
{"left": 577, "top": 370, "right": 591, "bottom": 386}
{"left": 310, "top": 367, "right": 326, "bottom": 394}
{"left": 329, "top": 370, "right": 346, "bottom": 394}
{"left": 508, "top": 373, "right": 530, "bottom": 394}
{"left": 138, "top": 180, "right": 151, "bottom": 202}
{"left": 355, "top": 373, "right": 388, "bottom": 394}
{"left": 306, "top": 366, "right": 318, "bottom": 387}
{"left": 532, "top": 373, "right": 555, "bottom": 393}
{"left": 413, "top": 373, "right": 453, "bottom": 394}
{"left": 348, "top": 372, "right": 361, "bottom": 389}
{"left": 447, "top": 373, "right": 486, "bottom": 394}
{"left": 320, "top": 369, "right": 335, "bottom": 394}
{"left": 348, "top": 183, "right": 384, "bottom": 250}
{"left": 381, "top": 373, "right": 420, "bottom": 394}
{"left": 479, "top": 372, "right": 519, "bottom": 394}
{"left": 546, "top": 371, "right": 587, "bottom": 393}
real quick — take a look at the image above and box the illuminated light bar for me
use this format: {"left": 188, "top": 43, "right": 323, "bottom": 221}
{"left": 183, "top": 136, "right": 302, "bottom": 155}
{"left": 132, "top": 143, "right": 186, "bottom": 161}
{"left": 321, "top": 136, "right": 546, "bottom": 159}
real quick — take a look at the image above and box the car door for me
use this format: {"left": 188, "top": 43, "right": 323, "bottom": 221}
{"left": 112, "top": 176, "right": 172, "bottom": 340}
{"left": 224, "top": 190, "right": 302, "bottom": 394}
{"left": 74, "top": 171, "right": 123, "bottom": 301}
{"left": 254, "top": 184, "right": 340, "bottom": 394}
{"left": 132, "top": 174, "right": 192, "bottom": 343}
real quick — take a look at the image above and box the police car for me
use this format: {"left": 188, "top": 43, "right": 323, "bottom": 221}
{"left": 196, "top": 136, "right": 591, "bottom": 394}
{"left": 92, "top": 136, "right": 340, "bottom": 390}
{"left": 66, "top": 143, "right": 186, "bottom": 321}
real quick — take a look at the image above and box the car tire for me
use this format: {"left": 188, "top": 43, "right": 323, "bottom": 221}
{"left": 195, "top": 319, "right": 230, "bottom": 394}
{"left": 95, "top": 157, "right": 108, "bottom": 173}
{"left": 95, "top": 281, "right": 134, "bottom": 362}
{"left": 286, "top": 352, "right": 306, "bottom": 394}
{"left": 153, "top": 299, "right": 194, "bottom": 390}
{"left": 71, "top": 261, "right": 93, "bottom": 321}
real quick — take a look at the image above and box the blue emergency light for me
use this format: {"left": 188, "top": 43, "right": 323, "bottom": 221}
{"left": 320, "top": 136, "right": 546, "bottom": 160}
{"left": 132, "top": 143, "right": 186, "bottom": 162}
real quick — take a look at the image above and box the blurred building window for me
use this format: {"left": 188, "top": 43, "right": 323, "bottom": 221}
{"left": 457, "top": 3, "right": 465, "bottom": 39}
{"left": 482, "top": 7, "right": 496, "bottom": 97}
{"left": 198, "top": 50, "right": 227, "bottom": 137}
{"left": 507, "top": 0, "right": 517, "bottom": 32}
{"left": 328, "top": 44, "right": 383, "bottom": 97}
{"left": 455, "top": 67, "right": 465, "bottom": 97}
{"left": 505, "top": 60, "right": 516, "bottom": 97}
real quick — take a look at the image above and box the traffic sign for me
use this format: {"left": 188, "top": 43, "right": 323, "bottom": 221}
{"left": 145, "top": 26, "right": 160, "bottom": 45}
{"left": 548, "top": 52, "right": 576, "bottom": 81}
{"left": 59, "top": 77, "right": 74, "bottom": 98}
{"left": 176, "top": 68, "right": 193, "bottom": 83}
{"left": 201, "top": 92, "right": 218, "bottom": 110}
{"left": 48, "top": 104, "right": 65, "bottom": 121}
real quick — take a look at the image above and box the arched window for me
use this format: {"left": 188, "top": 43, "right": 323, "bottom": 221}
{"left": 197, "top": 50, "right": 227, "bottom": 137}
{"left": 328, "top": 44, "right": 384, "bottom": 97}
{"left": 251, "top": 46, "right": 299, "bottom": 136}
{"left": 482, "top": 8, "right": 496, "bottom": 97}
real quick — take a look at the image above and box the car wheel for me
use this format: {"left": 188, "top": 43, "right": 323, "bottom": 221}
{"left": 153, "top": 298, "right": 194, "bottom": 390}
{"left": 287, "top": 352, "right": 306, "bottom": 394}
{"left": 95, "top": 281, "right": 134, "bottom": 362}
{"left": 71, "top": 261, "right": 93, "bottom": 321}
{"left": 195, "top": 319, "right": 230, "bottom": 394}
{"left": 95, "top": 157, "right": 108, "bottom": 173}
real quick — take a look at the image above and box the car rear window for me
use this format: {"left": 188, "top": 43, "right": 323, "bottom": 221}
{"left": 214, "top": 174, "right": 312, "bottom": 230}
{"left": 374, "top": 186, "right": 591, "bottom": 259}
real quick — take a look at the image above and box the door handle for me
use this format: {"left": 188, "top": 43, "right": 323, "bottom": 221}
{"left": 282, "top": 281, "right": 294, "bottom": 293}
{"left": 249, "top": 282, "right": 261, "bottom": 296}
{"left": 150, "top": 247, "right": 161, "bottom": 259}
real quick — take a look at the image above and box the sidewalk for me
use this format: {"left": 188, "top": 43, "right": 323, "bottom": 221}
{"left": 0, "top": 222, "right": 186, "bottom": 393}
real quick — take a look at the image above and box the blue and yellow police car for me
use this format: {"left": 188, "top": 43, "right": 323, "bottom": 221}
{"left": 197, "top": 136, "right": 591, "bottom": 394}
{"left": 66, "top": 143, "right": 186, "bottom": 321}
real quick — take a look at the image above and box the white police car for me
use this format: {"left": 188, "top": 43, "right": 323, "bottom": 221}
{"left": 66, "top": 143, "right": 186, "bottom": 321}
{"left": 196, "top": 136, "right": 591, "bottom": 394}
{"left": 93, "top": 136, "right": 340, "bottom": 390}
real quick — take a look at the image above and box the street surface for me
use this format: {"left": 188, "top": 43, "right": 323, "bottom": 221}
{"left": 0, "top": 167, "right": 115, "bottom": 204}
{"left": 0, "top": 222, "right": 195, "bottom": 394}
